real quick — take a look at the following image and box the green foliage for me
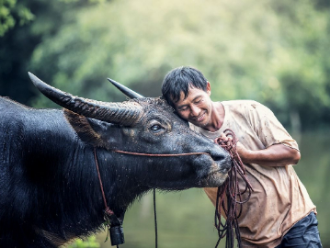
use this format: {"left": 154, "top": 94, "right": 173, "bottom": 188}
{"left": 0, "top": 0, "right": 34, "bottom": 36}
{"left": 1, "top": 0, "right": 330, "bottom": 127}
{"left": 269, "top": 0, "right": 330, "bottom": 126}
{"left": 0, "top": 0, "right": 112, "bottom": 106}
{"left": 28, "top": 0, "right": 330, "bottom": 129}
{"left": 65, "top": 236, "right": 100, "bottom": 248}
{"left": 0, "top": 0, "right": 108, "bottom": 36}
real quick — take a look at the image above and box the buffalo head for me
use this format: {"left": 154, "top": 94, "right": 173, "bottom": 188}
{"left": 28, "top": 72, "right": 231, "bottom": 189}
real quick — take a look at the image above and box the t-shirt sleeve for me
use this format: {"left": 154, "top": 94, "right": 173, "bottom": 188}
{"left": 247, "top": 101, "right": 299, "bottom": 150}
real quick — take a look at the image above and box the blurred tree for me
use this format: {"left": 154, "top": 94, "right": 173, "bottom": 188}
{"left": 0, "top": 0, "right": 109, "bottom": 104}
{"left": 1, "top": 0, "right": 330, "bottom": 130}
{"left": 29, "top": 0, "right": 330, "bottom": 131}
{"left": 0, "top": 0, "right": 34, "bottom": 36}
{"left": 268, "top": 0, "right": 330, "bottom": 130}
{"left": 0, "top": 0, "right": 107, "bottom": 36}
{"left": 31, "top": 0, "right": 282, "bottom": 106}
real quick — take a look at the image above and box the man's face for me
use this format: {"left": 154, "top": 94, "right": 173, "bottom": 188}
{"left": 172, "top": 82, "right": 214, "bottom": 128}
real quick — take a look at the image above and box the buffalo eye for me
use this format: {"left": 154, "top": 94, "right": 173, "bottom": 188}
{"left": 150, "top": 124, "right": 163, "bottom": 132}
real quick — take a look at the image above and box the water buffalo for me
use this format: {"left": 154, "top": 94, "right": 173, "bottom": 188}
{"left": 0, "top": 73, "right": 231, "bottom": 248}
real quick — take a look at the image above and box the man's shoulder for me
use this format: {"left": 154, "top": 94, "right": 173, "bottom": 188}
{"left": 222, "top": 100, "right": 277, "bottom": 126}
{"left": 222, "top": 100, "right": 265, "bottom": 112}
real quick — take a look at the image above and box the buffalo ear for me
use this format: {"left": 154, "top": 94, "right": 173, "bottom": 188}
{"left": 64, "top": 109, "right": 106, "bottom": 147}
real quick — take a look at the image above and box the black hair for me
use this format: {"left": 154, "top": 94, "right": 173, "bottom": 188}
{"left": 161, "top": 66, "right": 208, "bottom": 107}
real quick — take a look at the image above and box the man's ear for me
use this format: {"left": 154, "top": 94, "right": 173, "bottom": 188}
{"left": 206, "top": 81, "right": 211, "bottom": 96}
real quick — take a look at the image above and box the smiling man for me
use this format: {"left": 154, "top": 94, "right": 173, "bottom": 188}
{"left": 161, "top": 66, "right": 322, "bottom": 248}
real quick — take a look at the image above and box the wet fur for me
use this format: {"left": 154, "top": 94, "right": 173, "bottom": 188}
{"left": 0, "top": 96, "right": 229, "bottom": 247}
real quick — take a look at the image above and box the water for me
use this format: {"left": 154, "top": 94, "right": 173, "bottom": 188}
{"left": 94, "top": 129, "right": 330, "bottom": 248}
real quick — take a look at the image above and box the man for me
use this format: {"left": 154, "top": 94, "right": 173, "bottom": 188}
{"left": 161, "top": 66, "right": 322, "bottom": 247}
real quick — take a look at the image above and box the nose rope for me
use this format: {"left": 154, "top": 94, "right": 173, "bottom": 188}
{"left": 113, "top": 149, "right": 210, "bottom": 157}
{"left": 213, "top": 129, "right": 253, "bottom": 248}
{"left": 94, "top": 147, "right": 218, "bottom": 247}
{"left": 97, "top": 134, "right": 250, "bottom": 248}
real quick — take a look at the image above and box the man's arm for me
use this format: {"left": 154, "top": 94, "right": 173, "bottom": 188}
{"left": 236, "top": 143, "right": 301, "bottom": 167}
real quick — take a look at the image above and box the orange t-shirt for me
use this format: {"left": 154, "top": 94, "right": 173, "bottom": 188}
{"left": 190, "top": 100, "right": 316, "bottom": 248}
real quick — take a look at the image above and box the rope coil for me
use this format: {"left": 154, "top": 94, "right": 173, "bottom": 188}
{"left": 214, "top": 129, "right": 253, "bottom": 248}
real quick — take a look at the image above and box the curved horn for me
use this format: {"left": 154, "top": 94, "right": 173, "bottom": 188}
{"left": 28, "top": 72, "right": 142, "bottom": 126}
{"left": 107, "top": 78, "right": 144, "bottom": 99}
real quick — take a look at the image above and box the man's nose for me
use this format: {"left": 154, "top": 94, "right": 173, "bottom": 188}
{"left": 190, "top": 105, "right": 200, "bottom": 117}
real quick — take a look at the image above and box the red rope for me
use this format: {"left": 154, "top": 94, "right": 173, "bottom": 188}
{"left": 93, "top": 147, "right": 211, "bottom": 218}
{"left": 113, "top": 149, "right": 209, "bottom": 157}
{"left": 213, "top": 129, "right": 253, "bottom": 248}
{"left": 94, "top": 148, "right": 114, "bottom": 216}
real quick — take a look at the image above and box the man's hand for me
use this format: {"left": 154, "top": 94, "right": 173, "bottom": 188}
{"left": 235, "top": 141, "right": 250, "bottom": 161}
{"left": 218, "top": 133, "right": 232, "bottom": 143}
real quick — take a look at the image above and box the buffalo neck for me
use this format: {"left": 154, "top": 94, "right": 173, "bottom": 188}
{"left": 20, "top": 108, "right": 150, "bottom": 237}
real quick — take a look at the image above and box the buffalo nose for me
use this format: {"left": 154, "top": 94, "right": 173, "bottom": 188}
{"left": 217, "top": 154, "right": 232, "bottom": 173}
{"left": 210, "top": 151, "right": 230, "bottom": 163}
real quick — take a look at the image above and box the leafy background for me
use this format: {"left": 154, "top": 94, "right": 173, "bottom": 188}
{"left": 2, "top": 0, "right": 330, "bottom": 132}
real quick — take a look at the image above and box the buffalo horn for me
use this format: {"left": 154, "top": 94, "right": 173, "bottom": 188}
{"left": 107, "top": 78, "right": 144, "bottom": 99}
{"left": 28, "top": 72, "right": 142, "bottom": 126}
